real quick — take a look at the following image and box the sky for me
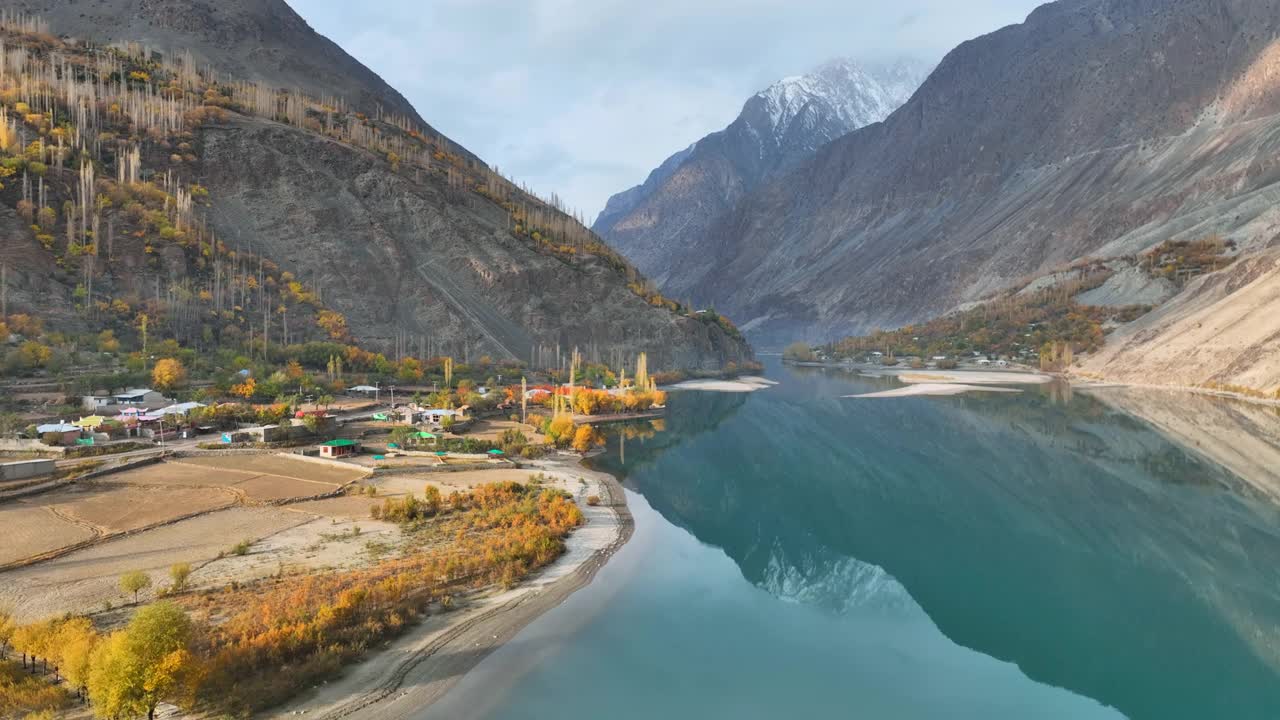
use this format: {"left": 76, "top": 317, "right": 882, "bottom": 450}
{"left": 287, "top": 0, "right": 1045, "bottom": 222}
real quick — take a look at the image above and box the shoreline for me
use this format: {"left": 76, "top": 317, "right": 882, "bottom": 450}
{"left": 266, "top": 456, "right": 634, "bottom": 720}
{"left": 1071, "top": 376, "right": 1280, "bottom": 408}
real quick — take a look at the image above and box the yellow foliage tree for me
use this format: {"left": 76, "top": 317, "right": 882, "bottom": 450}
{"left": 56, "top": 617, "right": 99, "bottom": 693}
{"left": 151, "top": 358, "right": 187, "bottom": 391}
{"left": 546, "top": 415, "right": 575, "bottom": 447}
{"left": 17, "top": 340, "right": 51, "bottom": 368}
{"left": 571, "top": 424, "right": 599, "bottom": 453}
{"left": 87, "top": 602, "right": 196, "bottom": 720}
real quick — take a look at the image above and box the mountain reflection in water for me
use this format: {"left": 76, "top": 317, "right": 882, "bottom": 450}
{"left": 590, "top": 364, "right": 1280, "bottom": 719}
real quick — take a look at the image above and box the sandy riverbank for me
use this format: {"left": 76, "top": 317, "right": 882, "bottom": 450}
{"left": 264, "top": 456, "right": 634, "bottom": 720}
{"left": 669, "top": 375, "right": 778, "bottom": 393}
{"left": 895, "top": 370, "right": 1052, "bottom": 385}
{"left": 847, "top": 383, "right": 1024, "bottom": 398}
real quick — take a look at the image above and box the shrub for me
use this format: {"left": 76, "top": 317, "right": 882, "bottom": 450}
{"left": 586, "top": 495, "right": 601, "bottom": 506}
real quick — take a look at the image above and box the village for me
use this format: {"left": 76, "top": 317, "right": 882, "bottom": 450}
{"left": 0, "top": 344, "right": 676, "bottom": 717}
{"left": 1, "top": 349, "right": 670, "bottom": 491}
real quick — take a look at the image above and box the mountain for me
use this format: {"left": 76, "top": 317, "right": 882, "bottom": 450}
{"left": 658, "top": 0, "right": 1280, "bottom": 371}
{"left": 593, "top": 58, "right": 930, "bottom": 285}
{"left": 12, "top": 0, "right": 432, "bottom": 129}
{"left": 0, "top": 2, "right": 751, "bottom": 372}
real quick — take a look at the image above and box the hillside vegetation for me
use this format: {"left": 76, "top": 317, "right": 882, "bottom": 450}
{"left": 0, "top": 11, "right": 750, "bottom": 385}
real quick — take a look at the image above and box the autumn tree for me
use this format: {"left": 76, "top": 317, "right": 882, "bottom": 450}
{"left": 571, "top": 424, "right": 599, "bottom": 453}
{"left": 120, "top": 570, "right": 152, "bottom": 604}
{"left": 783, "top": 342, "right": 817, "bottom": 362}
{"left": 422, "top": 484, "right": 442, "bottom": 515}
{"left": 546, "top": 415, "right": 575, "bottom": 447}
{"left": 151, "top": 358, "right": 187, "bottom": 391}
{"left": 56, "top": 617, "right": 98, "bottom": 696}
{"left": 169, "top": 563, "right": 191, "bottom": 592}
{"left": 0, "top": 610, "right": 13, "bottom": 652}
{"left": 87, "top": 602, "right": 196, "bottom": 720}
{"left": 230, "top": 377, "right": 257, "bottom": 399}
{"left": 316, "top": 310, "right": 348, "bottom": 341}
{"left": 97, "top": 329, "right": 121, "bottom": 353}
{"left": 16, "top": 340, "right": 52, "bottom": 368}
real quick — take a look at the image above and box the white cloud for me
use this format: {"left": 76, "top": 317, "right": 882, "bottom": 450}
{"left": 287, "top": 0, "right": 1044, "bottom": 219}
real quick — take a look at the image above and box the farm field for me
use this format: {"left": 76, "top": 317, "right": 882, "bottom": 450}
{"left": 290, "top": 495, "right": 382, "bottom": 520}
{"left": 173, "top": 454, "right": 367, "bottom": 485}
{"left": 49, "top": 484, "right": 238, "bottom": 533}
{"left": 0, "top": 506, "right": 309, "bottom": 622}
{"left": 99, "top": 454, "right": 367, "bottom": 502}
{"left": 0, "top": 504, "right": 96, "bottom": 566}
{"left": 0, "top": 454, "right": 374, "bottom": 621}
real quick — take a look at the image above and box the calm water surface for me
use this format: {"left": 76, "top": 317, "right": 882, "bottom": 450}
{"left": 427, "top": 361, "right": 1280, "bottom": 719}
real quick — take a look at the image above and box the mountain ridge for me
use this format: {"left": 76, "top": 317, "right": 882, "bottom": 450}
{"left": 668, "top": 0, "right": 1280, "bottom": 368}
{"left": 592, "top": 56, "right": 930, "bottom": 285}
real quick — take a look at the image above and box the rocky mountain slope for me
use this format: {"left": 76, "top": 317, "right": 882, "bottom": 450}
{"left": 0, "top": 4, "right": 751, "bottom": 371}
{"left": 593, "top": 58, "right": 929, "bottom": 284}
{"left": 1081, "top": 249, "right": 1280, "bottom": 392}
{"left": 196, "top": 116, "right": 751, "bottom": 369}
{"left": 661, "top": 0, "right": 1280, "bottom": 357}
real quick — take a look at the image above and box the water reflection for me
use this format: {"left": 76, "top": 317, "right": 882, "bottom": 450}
{"left": 595, "top": 366, "right": 1280, "bottom": 720}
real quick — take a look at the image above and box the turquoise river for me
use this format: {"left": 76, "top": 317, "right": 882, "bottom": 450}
{"left": 426, "top": 360, "right": 1280, "bottom": 719}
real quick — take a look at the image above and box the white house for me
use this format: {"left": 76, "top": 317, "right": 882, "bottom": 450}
{"left": 114, "top": 388, "right": 165, "bottom": 405}
{"left": 349, "top": 385, "right": 379, "bottom": 395}
{"left": 82, "top": 394, "right": 114, "bottom": 410}
{"left": 158, "top": 401, "right": 206, "bottom": 416}
{"left": 424, "top": 408, "right": 471, "bottom": 427}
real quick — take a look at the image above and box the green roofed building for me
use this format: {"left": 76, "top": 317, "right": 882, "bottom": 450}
{"left": 319, "top": 438, "right": 359, "bottom": 458}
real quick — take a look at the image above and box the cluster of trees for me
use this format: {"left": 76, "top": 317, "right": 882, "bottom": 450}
{"left": 371, "top": 484, "right": 443, "bottom": 522}
{"left": 782, "top": 342, "right": 818, "bottom": 363}
{"left": 188, "top": 480, "right": 580, "bottom": 714}
{"left": 0, "top": 603, "right": 195, "bottom": 720}
{"left": 563, "top": 387, "right": 667, "bottom": 416}
{"left": 0, "top": 479, "right": 584, "bottom": 718}
{"left": 1144, "top": 235, "right": 1237, "bottom": 287}
{"left": 824, "top": 280, "right": 1148, "bottom": 362}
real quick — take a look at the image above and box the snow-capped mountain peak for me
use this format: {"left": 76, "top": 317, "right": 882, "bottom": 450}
{"left": 747, "top": 57, "right": 932, "bottom": 146}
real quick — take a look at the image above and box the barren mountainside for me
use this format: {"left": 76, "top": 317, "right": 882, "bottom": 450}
{"left": 196, "top": 116, "right": 751, "bottom": 368}
{"left": 666, "top": 0, "right": 1280, "bottom": 363}
{"left": 1, "top": 1, "right": 752, "bottom": 371}
{"left": 594, "top": 58, "right": 928, "bottom": 284}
